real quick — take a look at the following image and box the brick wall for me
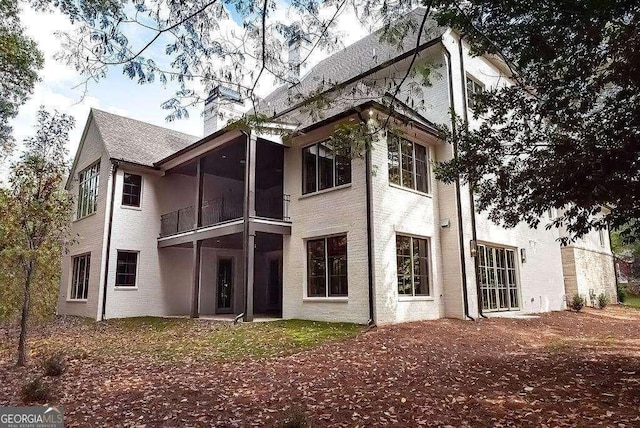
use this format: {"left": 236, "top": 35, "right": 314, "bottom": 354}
{"left": 57, "top": 118, "right": 111, "bottom": 320}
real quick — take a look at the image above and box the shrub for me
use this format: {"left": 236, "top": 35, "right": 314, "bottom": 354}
{"left": 43, "top": 353, "right": 66, "bottom": 377}
{"left": 598, "top": 293, "right": 609, "bottom": 309}
{"left": 617, "top": 284, "right": 626, "bottom": 303}
{"left": 570, "top": 294, "right": 585, "bottom": 312}
{"left": 277, "top": 407, "right": 311, "bottom": 428}
{"left": 21, "top": 377, "right": 50, "bottom": 403}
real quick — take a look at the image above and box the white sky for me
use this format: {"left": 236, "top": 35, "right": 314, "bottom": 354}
{"left": 1, "top": 3, "right": 373, "bottom": 184}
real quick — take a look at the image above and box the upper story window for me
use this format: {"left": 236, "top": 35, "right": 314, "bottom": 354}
{"left": 307, "top": 235, "right": 348, "bottom": 297}
{"left": 388, "top": 134, "right": 429, "bottom": 194}
{"left": 77, "top": 162, "right": 100, "bottom": 219}
{"left": 599, "top": 228, "right": 606, "bottom": 247}
{"left": 122, "top": 173, "right": 142, "bottom": 207}
{"left": 466, "top": 75, "right": 484, "bottom": 110}
{"left": 302, "top": 141, "right": 351, "bottom": 195}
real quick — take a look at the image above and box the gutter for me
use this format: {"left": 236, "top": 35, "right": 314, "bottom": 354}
{"left": 101, "top": 160, "right": 119, "bottom": 321}
{"left": 442, "top": 40, "right": 474, "bottom": 321}
{"left": 355, "top": 110, "right": 377, "bottom": 327}
{"left": 456, "top": 35, "right": 486, "bottom": 319}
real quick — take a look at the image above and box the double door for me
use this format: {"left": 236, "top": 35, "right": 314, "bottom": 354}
{"left": 477, "top": 244, "right": 520, "bottom": 311}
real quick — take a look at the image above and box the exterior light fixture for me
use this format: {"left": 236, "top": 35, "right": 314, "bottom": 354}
{"left": 470, "top": 240, "right": 477, "bottom": 257}
{"left": 520, "top": 248, "right": 527, "bottom": 263}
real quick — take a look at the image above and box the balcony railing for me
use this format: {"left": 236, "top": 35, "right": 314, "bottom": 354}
{"left": 159, "top": 194, "right": 290, "bottom": 237}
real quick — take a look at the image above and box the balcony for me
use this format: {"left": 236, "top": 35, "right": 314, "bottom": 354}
{"left": 160, "top": 194, "right": 290, "bottom": 238}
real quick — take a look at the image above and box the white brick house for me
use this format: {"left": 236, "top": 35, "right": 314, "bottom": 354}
{"left": 57, "top": 9, "right": 615, "bottom": 324}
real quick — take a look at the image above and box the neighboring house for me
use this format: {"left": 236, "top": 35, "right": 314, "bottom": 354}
{"left": 57, "top": 9, "right": 615, "bottom": 324}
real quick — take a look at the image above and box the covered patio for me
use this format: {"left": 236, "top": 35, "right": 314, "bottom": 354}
{"left": 155, "top": 129, "right": 291, "bottom": 322}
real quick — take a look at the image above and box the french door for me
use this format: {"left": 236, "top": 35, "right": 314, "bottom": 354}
{"left": 477, "top": 244, "right": 520, "bottom": 311}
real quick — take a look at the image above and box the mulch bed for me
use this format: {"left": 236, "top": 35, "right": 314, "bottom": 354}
{"left": 2, "top": 307, "right": 640, "bottom": 427}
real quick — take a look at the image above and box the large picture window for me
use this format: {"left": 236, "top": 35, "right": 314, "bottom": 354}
{"left": 396, "top": 235, "right": 430, "bottom": 296}
{"left": 388, "top": 135, "right": 429, "bottom": 193}
{"left": 302, "top": 141, "right": 351, "bottom": 195}
{"left": 307, "top": 235, "right": 348, "bottom": 297}
{"left": 116, "top": 251, "right": 138, "bottom": 287}
{"left": 70, "top": 254, "right": 90, "bottom": 300}
{"left": 122, "top": 173, "right": 142, "bottom": 207}
{"left": 77, "top": 162, "right": 100, "bottom": 218}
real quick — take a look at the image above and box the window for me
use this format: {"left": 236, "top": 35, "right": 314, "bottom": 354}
{"left": 466, "top": 75, "right": 484, "bottom": 110}
{"left": 116, "top": 251, "right": 138, "bottom": 287}
{"left": 122, "top": 173, "right": 142, "bottom": 207}
{"left": 306, "top": 235, "right": 348, "bottom": 297}
{"left": 70, "top": 254, "right": 90, "bottom": 300}
{"left": 302, "top": 141, "right": 351, "bottom": 195}
{"left": 77, "top": 162, "right": 100, "bottom": 218}
{"left": 388, "top": 134, "right": 429, "bottom": 193}
{"left": 396, "top": 235, "right": 430, "bottom": 296}
{"left": 599, "top": 228, "right": 606, "bottom": 247}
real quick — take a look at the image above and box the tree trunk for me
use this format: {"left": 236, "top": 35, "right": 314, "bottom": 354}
{"left": 16, "top": 262, "right": 34, "bottom": 367}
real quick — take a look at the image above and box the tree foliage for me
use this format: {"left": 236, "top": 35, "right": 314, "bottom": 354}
{"left": 0, "top": 0, "right": 44, "bottom": 157}
{"left": 14, "top": 0, "right": 637, "bottom": 243}
{"left": 0, "top": 107, "right": 75, "bottom": 365}
{"left": 432, "top": 0, "right": 640, "bottom": 242}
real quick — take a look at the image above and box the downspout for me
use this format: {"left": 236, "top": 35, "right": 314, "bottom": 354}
{"left": 606, "top": 220, "right": 620, "bottom": 303}
{"left": 356, "top": 110, "right": 376, "bottom": 327}
{"left": 442, "top": 40, "right": 474, "bottom": 321}
{"left": 456, "top": 34, "right": 486, "bottom": 319}
{"left": 101, "top": 160, "right": 119, "bottom": 321}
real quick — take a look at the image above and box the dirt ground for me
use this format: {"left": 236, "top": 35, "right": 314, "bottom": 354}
{"left": 2, "top": 306, "right": 640, "bottom": 427}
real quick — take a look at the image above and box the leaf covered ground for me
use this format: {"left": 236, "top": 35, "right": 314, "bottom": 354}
{"left": 1, "top": 307, "right": 640, "bottom": 427}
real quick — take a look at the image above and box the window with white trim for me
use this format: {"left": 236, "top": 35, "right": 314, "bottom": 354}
{"left": 388, "top": 134, "right": 429, "bottom": 193}
{"left": 466, "top": 75, "right": 484, "bottom": 110}
{"left": 70, "top": 254, "right": 90, "bottom": 300}
{"left": 116, "top": 251, "right": 138, "bottom": 287}
{"left": 302, "top": 141, "right": 351, "bottom": 195}
{"left": 122, "top": 173, "right": 142, "bottom": 207}
{"left": 307, "top": 235, "right": 348, "bottom": 297}
{"left": 396, "top": 235, "right": 431, "bottom": 296}
{"left": 599, "top": 228, "right": 606, "bottom": 247}
{"left": 77, "top": 162, "right": 100, "bottom": 218}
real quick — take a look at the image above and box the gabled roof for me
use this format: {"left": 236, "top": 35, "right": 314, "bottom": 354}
{"left": 257, "top": 8, "right": 445, "bottom": 119}
{"left": 91, "top": 108, "right": 198, "bottom": 166}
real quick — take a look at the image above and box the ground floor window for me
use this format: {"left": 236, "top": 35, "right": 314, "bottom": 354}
{"left": 477, "top": 244, "right": 520, "bottom": 311}
{"left": 116, "top": 251, "right": 138, "bottom": 287}
{"left": 70, "top": 254, "right": 90, "bottom": 300}
{"left": 307, "top": 235, "right": 348, "bottom": 297}
{"left": 396, "top": 235, "right": 431, "bottom": 296}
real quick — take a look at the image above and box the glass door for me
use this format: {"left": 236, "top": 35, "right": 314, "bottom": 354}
{"left": 216, "top": 258, "right": 233, "bottom": 313}
{"left": 477, "top": 244, "right": 520, "bottom": 311}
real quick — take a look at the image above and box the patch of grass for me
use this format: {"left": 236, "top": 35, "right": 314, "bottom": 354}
{"left": 17, "top": 318, "right": 363, "bottom": 364}
{"left": 624, "top": 294, "right": 640, "bottom": 310}
{"left": 545, "top": 338, "right": 571, "bottom": 353}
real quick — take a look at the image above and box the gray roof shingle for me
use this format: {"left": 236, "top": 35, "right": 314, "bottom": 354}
{"left": 91, "top": 108, "right": 198, "bottom": 166}
{"left": 257, "top": 8, "right": 445, "bottom": 118}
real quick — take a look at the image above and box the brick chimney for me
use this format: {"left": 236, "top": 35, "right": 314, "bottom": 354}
{"left": 203, "top": 86, "right": 245, "bottom": 136}
{"left": 287, "top": 28, "right": 311, "bottom": 83}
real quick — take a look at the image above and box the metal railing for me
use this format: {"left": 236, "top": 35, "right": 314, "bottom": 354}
{"left": 159, "top": 194, "right": 291, "bottom": 237}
